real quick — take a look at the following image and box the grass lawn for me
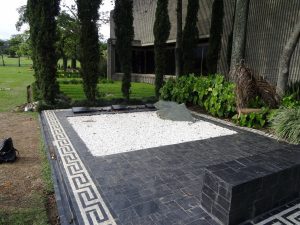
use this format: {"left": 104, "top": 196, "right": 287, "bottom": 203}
{"left": 60, "top": 81, "right": 155, "bottom": 101}
{"left": 0, "top": 56, "right": 155, "bottom": 111}
{"left": 0, "top": 60, "right": 35, "bottom": 112}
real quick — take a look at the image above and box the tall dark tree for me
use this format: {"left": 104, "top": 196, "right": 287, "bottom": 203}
{"left": 113, "top": 0, "right": 134, "bottom": 101}
{"left": 277, "top": 18, "right": 300, "bottom": 97}
{"left": 27, "top": 0, "right": 60, "bottom": 104}
{"left": 175, "top": 0, "right": 183, "bottom": 77}
{"left": 226, "top": 0, "right": 237, "bottom": 72}
{"left": 153, "top": 0, "right": 171, "bottom": 98}
{"left": 0, "top": 40, "right": 5, "bottom": 66}
{"left": 206, "top": 0, "right": 224, "bottom": 74}
{"left": 229, "top": 0, "right": 250, "bottom": 77}
{"left": 182, "top": 0, "right": 199, "bottom": 75}
{"left": 77, "top": 0, "right": 102, "bottom": 103}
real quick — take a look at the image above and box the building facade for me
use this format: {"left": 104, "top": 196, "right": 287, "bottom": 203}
{"left": 107, "top": 0, "right": 300, "bottom": 86}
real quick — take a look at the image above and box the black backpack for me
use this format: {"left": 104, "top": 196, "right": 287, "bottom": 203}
{"left": 0, "top": 138, "right": 18, "bottom": 163}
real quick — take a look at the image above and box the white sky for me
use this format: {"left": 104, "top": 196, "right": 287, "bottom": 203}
{"left": 0, "top": 0, "right": 114, "bottom": 40}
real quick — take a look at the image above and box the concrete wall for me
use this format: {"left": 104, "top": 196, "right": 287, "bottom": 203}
{"left": 109, "top": 0, "right": 300, "bottom": 85}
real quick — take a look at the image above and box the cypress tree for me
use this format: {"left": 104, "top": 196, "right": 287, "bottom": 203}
{"left": 206, "top": 0, "right": 224, "bottom": 74}
{"left": 113, "top": 0, "right": 134, "bottom": 101}
{"left": 175, "top": 0, "right": 183, "bottom": 77}
{"left": 77, "top": 0, "right": 101, "bottom": 103}
{"left": 182, "top": 0, "right": 199, "bottom": 75}
{"left": 27, "top": 0, "right": 60, "bottom": 104}
{"left": 153, "top": 0, "right": 171, "bottom": 98}
{"left": 226, "top": 0, "right": 237, "bottom": 72}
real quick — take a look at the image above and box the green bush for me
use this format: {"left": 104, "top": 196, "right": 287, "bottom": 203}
{"left": 232, "top": 107, "right": 270, "bottom": 128}
{"left": 270, "top": 107, "right": 300, "bottom": 144}
{"left": 202, "top": 75, "right": 236, "bottom": 117}
{"left": 160, "top": 78, "right": 176, "bottom": 101}
{"left": 57, "top": 70, "right": 80, "bottom": 78}
{"left": 281, "top": 94, "right": 300, "bottom": 108}
{"left": 160, "top": 74, "right": 236, "bottom": 118}
{"left": 60, "top": 79, "right": 83, "bottom": 85}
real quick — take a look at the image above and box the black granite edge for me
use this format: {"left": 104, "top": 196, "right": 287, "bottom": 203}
{"left": 206, "top": 145, "right": 300, "bottom": 187}
{"left": 39, "top": 112, "right": 83, "bottom": 225}
{"left": 54, "top": 110, "right": 120, "bottom": 223}
{"left": 68, "top": 107, "right": 157, "bottom": 117}
{"left": 202, "top": 145, "right": 300, "bottom": 225}
{"left": 242, "top": 198, "right": 300, "bottom": 224}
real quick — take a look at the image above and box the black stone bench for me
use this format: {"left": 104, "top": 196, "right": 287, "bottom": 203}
{"left": 201, "top": 145, "right": 300, "bottom": 225}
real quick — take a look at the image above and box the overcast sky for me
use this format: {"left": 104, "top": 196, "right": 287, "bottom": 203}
{"left": 0, "top": 0, "right": 114, "bottom": 40}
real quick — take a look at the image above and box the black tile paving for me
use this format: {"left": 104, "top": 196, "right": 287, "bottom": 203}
{"left": 42, "top": 109, "right": 299, "bottom": 225}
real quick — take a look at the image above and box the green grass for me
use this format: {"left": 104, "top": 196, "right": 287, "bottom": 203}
{"left": 0, "top": 202, "right": 49, "bottom": 225}
{"left": 1, "top": 55, "right": 33, "bottom": 67}
{"left": 0, "top": 55, "right": 155, "bottom": 111}
{"left": 0, "top": 63, "right": 35, "bottom": 112}
{"left": 60, "top": 81, "right": 155, "bottom": 101}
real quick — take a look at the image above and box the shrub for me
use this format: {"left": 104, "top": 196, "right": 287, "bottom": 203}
{"left": 170, "top": 75, "right": 198, "bottom": 103}
{"left": 202, "top": 75, "right": 236, "bottom": 117}
{"left": 232, "top": 107, "right": 270, "bottom": 128}
{"left": 160, "top": 78, "right": 177, "bottom": 101}
{"left": 57, "top": 70, "right": 80, "bottom": 78}
{"left": 270, "top": 107, "right": 300, "bottom": 144}
{"left": 281, "top": 94, "right": 300, "bottom": 108}
{"left": 160, "top": 74, "right": 236, "bottom": 118}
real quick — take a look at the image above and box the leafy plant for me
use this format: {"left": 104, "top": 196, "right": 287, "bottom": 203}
{"left": 160, "top": 74, "right": 236, "bottom": 118}
{"left": 170, "top": 75, "right": 197, "bottom": 103}
{"left": 202, "top": 75, "right": 236, "bottom": 117}
{"left": 281, "top": 94, "right": 300, "bottom": 108}
{"left": 160, "top": 78, "right": 176, "bottom": 100}
{"left": 270, "top": 107, "right": 300, "bottom": 144}
{"left": 232, "top": 107, "right": 270, "bottom": 128}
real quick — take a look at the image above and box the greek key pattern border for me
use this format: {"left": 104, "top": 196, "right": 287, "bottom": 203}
{"left": 44, "top": 110, "right": 116, "bottom": 225}
{"left": 256, "top": 203, "right": 300, "bottom": 225}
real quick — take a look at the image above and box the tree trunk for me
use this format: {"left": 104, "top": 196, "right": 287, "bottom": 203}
{"left": 206, "top": 0, "right": 224, "bottom": 75}
{"left": 71, "top": 58, "right": 77, "bottom": 69}
{"left": 1, "top": 55, "right": 5, "bottom": 66}
{"left": 63, "top": 56, "right": 68, "bottom": 71}
{"left": 276, "top": 18, "right": 300, "bottom": 97}
{"left": 229, "top": 0, "right": 249, "bottom": 78}
{"left": 18, "top": 56, "right": 21, "bottom": 67}
{"left": 175, "top": 0, "right": 183, "bottom": 77}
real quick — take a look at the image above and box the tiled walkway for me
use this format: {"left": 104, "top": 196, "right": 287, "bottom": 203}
{"left": 41, "top": 109, "right": 299, "bottom": 225}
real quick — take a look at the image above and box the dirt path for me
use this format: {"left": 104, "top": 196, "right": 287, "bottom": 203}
{"left": 0, "top": 112, "right": 58, "bottom": 224}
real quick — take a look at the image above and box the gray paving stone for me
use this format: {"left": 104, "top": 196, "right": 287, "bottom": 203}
{"left": 41, "top": 109, "right": 299, "bottom": 225}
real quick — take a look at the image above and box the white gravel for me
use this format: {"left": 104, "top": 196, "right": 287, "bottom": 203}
{"left": 68, "top": 111, "right": 237, "bottom": 157}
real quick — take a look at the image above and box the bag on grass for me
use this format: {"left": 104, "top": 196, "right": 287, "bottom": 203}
{"left": 0, "top": 138, "right": 18, "bottom": 163}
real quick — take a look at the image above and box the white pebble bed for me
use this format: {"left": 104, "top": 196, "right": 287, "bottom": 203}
{"left": 68, "top": 111, "right": 237, "bottom": 157}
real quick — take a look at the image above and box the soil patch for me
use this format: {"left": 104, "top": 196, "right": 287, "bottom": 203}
{"left": 0, "top": 112, "right": 58, "bottom": 224}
